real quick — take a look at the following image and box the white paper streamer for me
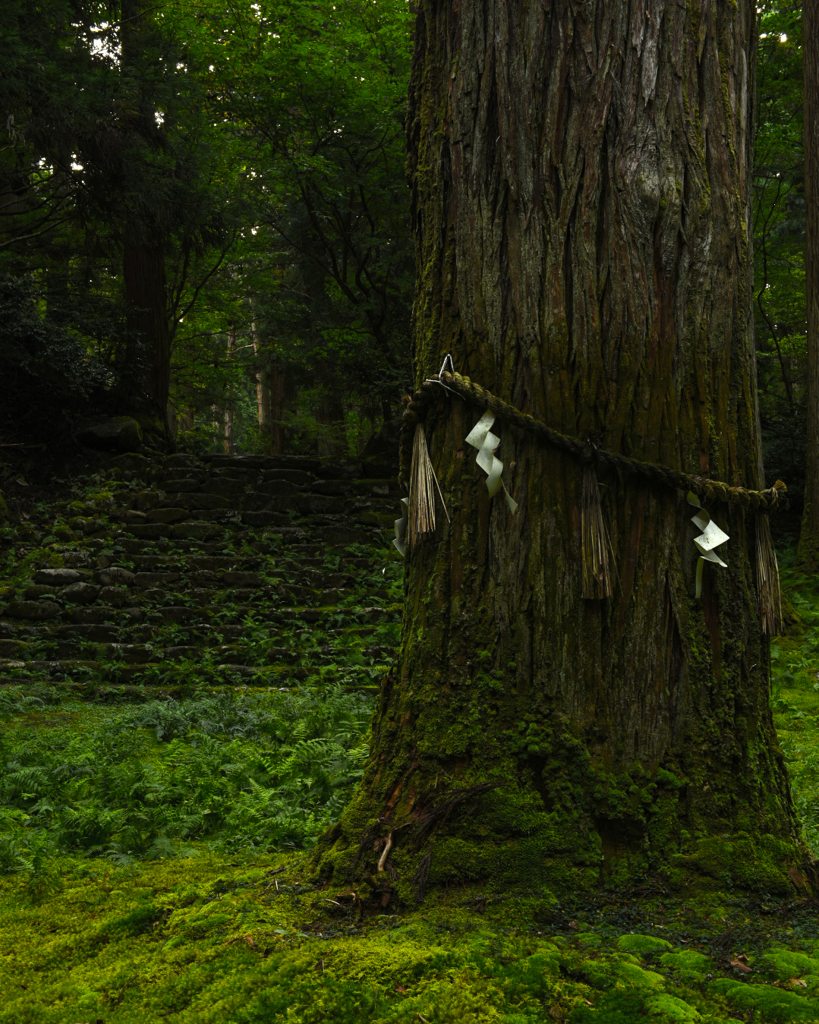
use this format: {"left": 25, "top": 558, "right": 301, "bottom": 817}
{"left": 393, "top": 497, "right": 409, "bottom": 556}
{"left": 687, "top": 491, "right": 729, "bottom": 598}
{"left": 465, "top": 411, "right": 518, "bottom": 513}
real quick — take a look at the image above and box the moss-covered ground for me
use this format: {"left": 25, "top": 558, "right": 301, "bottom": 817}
{"left": 2, "top": 539, "right": 819, "bottom": 1022}
{"left": 3, "top": 853, "right": 819, "bottom": 1023}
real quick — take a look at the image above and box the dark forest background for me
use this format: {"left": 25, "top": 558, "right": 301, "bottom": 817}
{"left": 0, "top": 0, "right": 807, "bottom": 491}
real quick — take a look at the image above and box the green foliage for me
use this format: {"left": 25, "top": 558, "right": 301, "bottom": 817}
{"left": 0, "top": 686, "right": 372, "bottom": 864}
{"left": 0, "top": 0, "right": 247, "bottom": 438}
{"left": 167, "top": 0, "right": 415, "bottom": 451}
{"left": 0, "top": 0, "right": 417, "bottom": 454}
{"left": 754, "top": 3, "right": 806, "bottom": 490}
{"left": 219, "top": 0, "right": 413, "bottom": 369}
{"left": 0, "top": 275, "right": 112, "bottom": 436}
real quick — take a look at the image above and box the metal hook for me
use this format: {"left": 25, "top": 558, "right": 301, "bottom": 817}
{"left": 438, "top": 353, "right": 455, "bottom": 377}
{"left": 424, "top": 353, "right": 457, "bottom": 394}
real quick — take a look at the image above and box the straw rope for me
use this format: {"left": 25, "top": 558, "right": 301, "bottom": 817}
{"left": 400, "top": 371, "right": 786, "bottom": 512}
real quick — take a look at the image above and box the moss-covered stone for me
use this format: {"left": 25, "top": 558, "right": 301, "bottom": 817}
{"left": 77, "top": 417, "right": 143, "bottom": 453}
{"left": 669, "top": 833, "right": 800, "bottom": 895}
{"left": 643, "top": 993, "right": 702, "bottom": 1022}
{"left": 659, "top": 949, "right": 713, "bottom": 981}
{"left": 616, "top": 934, "right": 674, "bottom": 953}
{"left": 709, "top": 976, "right": 819, "bottom": 1021}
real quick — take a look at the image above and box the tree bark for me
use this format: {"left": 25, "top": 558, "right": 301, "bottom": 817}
{"left": 317, "top": 0, "right": 809, "bottom": 896}
{"left": 252, "top": 333, "right": 271, "bottom": 430}
{"left": 800, "top": 0, "right": 819, "bottom": 567}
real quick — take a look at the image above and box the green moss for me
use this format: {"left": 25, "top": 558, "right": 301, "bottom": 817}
{"left": 708, "top": 977, "right": 818, "bottom": 1022}
{"left": 616, "top": 934, "right": 673, "bottom": 953}
{"left": 613, "top": 961, "right": 666, "bottom": 990}
{"left": 659, "top": 949, "right": 713, "bottom": 981}
{"left": 669, "top": 833, "right": 797, "bottom": 894}
{"left": 5, "top": 854, "right": 819, "bottom": 1023}
{"left": 763, "top": 948, "right": 819, "bottom": 980}
{"left": 643, "top": 993, "right": 702, "bottom": 1021}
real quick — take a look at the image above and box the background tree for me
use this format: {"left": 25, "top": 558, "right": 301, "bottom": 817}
{"left": 318, "top": 0, "right": 806, "bottom": 894}
{"left": 205, "top": 0, "right": 414, "bottom": 451}
{"left": 0, "top": 0, "right": 122, "bottom": 440}
{"left": 100, "top": 0, "right": 241, "bottom": 441}
{"left": 753, "top": 3, "right": 806, "bottom": 519}
{"left": 0, "top": 0, "right": 244, "bottom": 447}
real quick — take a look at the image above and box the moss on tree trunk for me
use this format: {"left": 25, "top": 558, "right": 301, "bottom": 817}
{"left": 316, "top": 0, "right": 812, "bottom": 897}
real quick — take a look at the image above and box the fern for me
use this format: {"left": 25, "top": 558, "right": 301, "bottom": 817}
{"left": 0, "top": 684, "right": 374, "bottom": 868}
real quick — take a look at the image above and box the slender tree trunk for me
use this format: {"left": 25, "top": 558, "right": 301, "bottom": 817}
{"left": 178, "top": 408, "right": 195, "bottom": 433}
{"left": 224, "top": 327, "right": 236, "bottom": 454}
{"left": 318, "top": 0, "right": 807, "bottom": 896}
{"left": 269, "top": 359, "right": 286, "bottom": 455}
{"left": 800, "top": 0, "right": 819, "bottom": 568}
{"left": 252, "top": 332, "right": 271, "bottom": 430}
{"left": 256, "top": 370, "right": 269, "bottom": 430}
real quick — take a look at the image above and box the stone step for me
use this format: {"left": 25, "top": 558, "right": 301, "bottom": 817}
{"left": 0, "top": 654, "right": 387, "bottom": 684}
{"left": 0, "top": 450, "right": 402, "bottom": 704}
{"left": 0, "top": 637, "right": 394, "bottom": 667}
{"left": 0, "top": 573, "right": 387, "bottom": 613}
{"left": 121, "top": 480, "right": 399, "bottom": 511}
{"left": 0, "top": 677, "right": 382, "bottom": 704}
{"left": 1, "top": 602, "right": 399, "bottom": 634}
{"left": 12, "top": 547, "right": 390, "bottom": 580}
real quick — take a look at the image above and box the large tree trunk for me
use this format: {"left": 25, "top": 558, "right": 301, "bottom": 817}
{"left": 317, "top": 0, "right": 807, "bottom": 896}
{"left": 800, "top": 0, "right": 819, "bottom": 567}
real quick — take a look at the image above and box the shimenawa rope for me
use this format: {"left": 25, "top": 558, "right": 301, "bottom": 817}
{"left": 400, "top": 370, "right": 786, "bottom": 512}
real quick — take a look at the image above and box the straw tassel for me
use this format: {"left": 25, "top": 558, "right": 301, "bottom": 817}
{"left": 406, "top": 424, "right": 449, "bottom": 550}
{"left": 756, "top": 512, "right": 783, "bottom": 635}
{"left": 581, "top": 463, "right": 613, "bottom": 599}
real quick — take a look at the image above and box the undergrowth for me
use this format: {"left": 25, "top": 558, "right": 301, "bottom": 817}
{"left": 2, "top": 520, "right": 819, "bottom": 1021}
{"left": 770, "top": 550, "right": 819, "bottom": 854}
{"left": 0, "top": 686, "right": 372, "bottom": 873}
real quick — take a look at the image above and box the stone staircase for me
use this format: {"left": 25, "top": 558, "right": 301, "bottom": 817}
{"left": 0, "top": 452, "right": 404, "bottom": 698}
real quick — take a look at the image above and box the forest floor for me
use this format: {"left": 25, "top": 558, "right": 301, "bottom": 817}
{"left": 1, "top": 474, "right": 819, "bottom": 1022}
